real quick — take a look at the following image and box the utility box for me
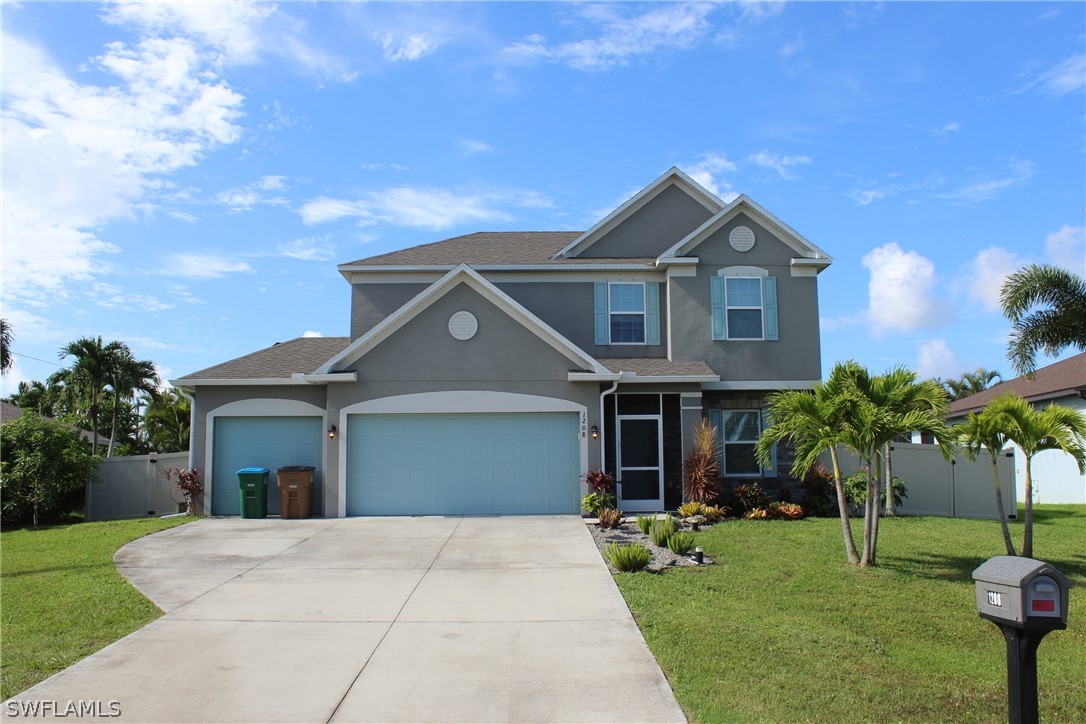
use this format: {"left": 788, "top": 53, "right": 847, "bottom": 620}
{"left": 237, "top": 467, "right": 270, "bottom": 519}
{"left": 973, "top": 556, "right": 1070, "bottom": 628}
{"left": 277, "top": 466, "right": 315, "bottom": 519}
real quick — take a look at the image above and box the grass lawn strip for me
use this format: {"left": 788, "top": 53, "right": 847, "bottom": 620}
{"left": 613, "top": 505, "right": 1086, "bottom": 723}
{"left": 1, "top": 517, "right": 192, "bottom": 701}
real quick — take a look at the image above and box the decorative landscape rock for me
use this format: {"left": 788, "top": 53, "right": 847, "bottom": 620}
{"left": 588, "top": 520, "right": 715, "bottom": 573}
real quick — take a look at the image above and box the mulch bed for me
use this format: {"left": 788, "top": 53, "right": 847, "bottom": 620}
{"left": 586, "top": 516, "right": 718, "bottom": 573}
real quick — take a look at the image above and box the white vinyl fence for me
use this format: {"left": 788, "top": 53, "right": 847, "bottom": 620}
{"left": 85, "top": 452, "right": 190, "bottom": 522}
{"left": 827, "top": 443, "right": 1016, "bottom": 520}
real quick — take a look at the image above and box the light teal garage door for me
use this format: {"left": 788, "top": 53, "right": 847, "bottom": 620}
{"left": 211, "top": 416, "right": 323, "bottom": 516}
{"left": 347, "top": 413, "right": 580, "bottom": 516}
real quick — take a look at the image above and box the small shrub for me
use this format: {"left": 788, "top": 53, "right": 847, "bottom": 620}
{"left": 667, "top": 531, "right": 696, "bottom": 555}
{"left": 636, "top": 514, "right": 655, "bottom": 535}
{"left": 744, "top": 507, "right": 769, "bottom": 520}
{"left": 583, "top": 469, "right": 616, "bottom": 495}
{"left": 581, "top": 491, "right": 616, "bottom": 516}
{"left": 801, "top": 463, "right": 838, "bottom": 517}
{"left": 703, "top": 504, "right": 729, "bottom": 522}
{"left": 843, "top": 471, "right": 908, "bottom": 511}
{"left": 605, "top": 543, "right": 651, "bottom": 572}
{"left": 683, "top": 418, "right": 719, "bottom": 503}
{"left": 677, "top": 501, "right": 707, "bottom": 518}
{"left": 596, "top": 507, "right": 624, "bottom": 529}
{"left": 649, "top": 515, "right": 678, "bottom": 547}
{"left": 164, "top": 466, "right": 203, "bottom": 516}
{"left": 769, "top": 501, "right": 805, "bottom": 520}
{"left": 734, "top": 482, "right": 769, "bottom": 512}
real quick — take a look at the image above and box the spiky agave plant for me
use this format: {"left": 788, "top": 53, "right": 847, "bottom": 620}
{"left": 683, "top": 417, "right": 720, "bottom": 503}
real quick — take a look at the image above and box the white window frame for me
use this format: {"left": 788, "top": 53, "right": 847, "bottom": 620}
{"left": 719, "top": 408, "right": 763, "bottom": 477}
{"left": 608, "top": 281, "right": 647, "bottom": 345}
{"left": 724, "top": 277, "right": 765, "bottom": 341}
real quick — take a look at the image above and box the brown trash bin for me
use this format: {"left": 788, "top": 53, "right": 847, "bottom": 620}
{"left": 277, "top": 466, "right": 315, "bottom": 518}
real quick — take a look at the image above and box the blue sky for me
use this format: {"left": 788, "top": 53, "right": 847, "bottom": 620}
{"left": 2, "top": 1, "right": 1084, "bottom": 395}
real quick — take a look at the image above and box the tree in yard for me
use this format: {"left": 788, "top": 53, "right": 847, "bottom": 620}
{"left": 1000, "top": 264, "right": 1086, "bottom": 377}
{"left": 6, "top": 380, "right": 57, "bottom": 417}
{"left": 1, "top": 319, "right": 13, "bottom": 374}
{"left": 953, "top": 410, "right": 1017, "bottom": 556}
{"left": 143, "top": 389, "right": 191, "bottom": 453}
{"left": 1, "top": 413, "right": 99, "bottom": 525}
{"left": 757, "top": 361, "right": 864, "bottom": 565}
{"left": 106, "top": 349, "right": 159, "bottom": 457}
{"left": 983, "top": 393, "right": 1086, "bottom": 558}
{"left": 940, "top": 368, "right": 1002, "bottom": 401}
{"left": 53, "top": 336, "right": 123, "bottom": 455}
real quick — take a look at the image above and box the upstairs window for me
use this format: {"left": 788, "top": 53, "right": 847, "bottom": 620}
{"left": 710, "top": 270, "right": 778, "bottom": 342}
{"left": 609, "top": 283, "right": 645, "bottom": 344}
{"left": 725, "top": 278, "right": 763, "bottom": 339}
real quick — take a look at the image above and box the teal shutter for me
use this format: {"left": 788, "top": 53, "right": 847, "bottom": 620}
{"left": 761, "top": 407, "right": 777, "bottom": 477}
{"left": 594, "top": 282, "right": 609, "bottom": 345}
{"left": 763, "top": 276, "right": 779, "bottom": 341}
{"left": 645, "top": 282, "right": 660, "bottom": 345}
{"left": 710, "top": 276, "right": 726, "bottom": 340}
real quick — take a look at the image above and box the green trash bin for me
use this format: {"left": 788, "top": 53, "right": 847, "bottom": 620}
{"left": 237, "top": 467, "right": 270, "bottom": 519}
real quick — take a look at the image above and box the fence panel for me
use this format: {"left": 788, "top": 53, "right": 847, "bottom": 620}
{"left": 86, "top": 452, "right": 189, "bottom": 522}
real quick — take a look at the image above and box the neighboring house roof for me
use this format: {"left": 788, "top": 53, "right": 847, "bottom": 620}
{"left": 172, "top": 337, "right": 352, "bottom": 384}
{"left": 340, "top": 231, "right": 657, "bottom": 269}
{"left": 0, "top": 399, "right": 111, "bottom": 445}
{"left": 947, "top": 352, "right": 1086, "bottom": 417}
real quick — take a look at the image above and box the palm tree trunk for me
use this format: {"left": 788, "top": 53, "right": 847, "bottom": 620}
{"left": 884, "top": 443, "right": 895, "bottom": 516}
{"left": 89, "top": 403, "right": 100, "bottom": 456}
{"left": 107, "top": 394, "right": 119, "bottom": 457}
{"left": 829, "top": 448, "right": 860, "bottom": 564}
{"left": 870, "top": 451, "right": 884, "bottom": 566}
{"left": 990, "top": 455, "right": 1016, "bottom": 556}
{"left": 1023, "top": 457, "right": 1034, "bottom": 558}
{"left": 860, "top": 459, "right": 874, "bottom": 566}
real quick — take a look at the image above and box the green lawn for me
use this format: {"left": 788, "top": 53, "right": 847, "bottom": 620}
{"left": 0, "top": 517, "right": 192, "bottom": 700}
{"left": 616, "top": 505, "right": 1086, "bottom": 723}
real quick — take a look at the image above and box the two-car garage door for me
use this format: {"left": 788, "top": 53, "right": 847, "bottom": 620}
{"left": 346, "top": 413, "right": 580, "bottom": 516}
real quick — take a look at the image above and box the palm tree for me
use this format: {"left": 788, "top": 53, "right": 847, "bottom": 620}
{"left": 143, "top": 389, "right": 191, "bottom": 453}
{"left": 953, "top": 410, "right": 1016, "bottom": 555}
{"left": 985, "top": 393, "right": 1086, "bottom": 557}
{"left": 757, "top": 361, "right": 864, "bottom": 565}
{"left": 7, "top": 380, "right": 54, "bottom": 416}
{"left": 1001, "top": 264, "right": 1086, "bottom": 377}
{"left": 106, "top": 349, "right": 159, "bottom": 456}
{"left": 1, "top": 319, "right": 13, "bottom": 374}
{"left": 56, "top": 336, "right": 123, "bottom": 455}
{"left": 940, "top": 368, "right": 1002, "bottom": 401}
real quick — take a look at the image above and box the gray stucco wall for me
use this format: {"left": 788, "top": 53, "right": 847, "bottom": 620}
{"left": 577, "top": 184, "right": 715, "bottom": 258}
{"left": 351, "top": 283, "right": 429, "bottom": 339}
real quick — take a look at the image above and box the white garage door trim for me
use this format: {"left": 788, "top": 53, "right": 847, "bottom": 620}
{"left": 204, "top": 398, "right": 327, "bottom": 515}
{"left": 338, "top": 392, "right": 588, "bottom": 517}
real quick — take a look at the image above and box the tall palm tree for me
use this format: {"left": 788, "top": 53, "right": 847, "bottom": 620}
{"left": 985, "top": 394, "right": 1086, "bottom": 557}
{"left": 1001, "top": 264, "right": 1086, "bottom": 377}
{"left": 757, "top": 361, "right": 865, "bottom": 565}
{"left": 143, "top": 389, "right": 191, "bottom": 453}
{"left": 56, "top": 336, "right": 123, "bottom": 455}
{"left": 953, "top": 410, "right": 1016, "bottom": 555}
{"left": 1, "top": 319, "right": 13, "bottom": 374}
{"left": 106, "top": 349, "right": 159, "bottom": 457}
{"left": 940, "top": 368, "right": 1002, "bottom": 401}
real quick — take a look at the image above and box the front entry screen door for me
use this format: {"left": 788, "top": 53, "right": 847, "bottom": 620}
{"left": 618, "top": 417, "right": 663, "bottom": 511}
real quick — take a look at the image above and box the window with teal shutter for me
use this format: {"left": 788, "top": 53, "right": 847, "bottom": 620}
{"left": 712, "top": 274, "right": 779, "bottom": 342}
{"left": 763, "top": 276, "right": 779, "bottom": 341}
{"left": 594, "top": 282, "right": 608, "bottom": 345}
{"left": 710, "top": 277, "right": 726, "bottom": 340}
{"left": 645, "top": 282, "right": 660, "bottom": 345}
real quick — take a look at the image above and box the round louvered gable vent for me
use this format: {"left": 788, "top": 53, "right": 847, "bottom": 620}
{"left": 448, "top": 311, "right": 478, "bottom": 340}
{"left": 729, "top": 226, "right": 756, "bottom": 252}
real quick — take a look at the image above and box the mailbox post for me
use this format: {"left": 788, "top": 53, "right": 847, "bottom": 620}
{"left": 972, "top": 556, "right": 1071, "bottom": 724}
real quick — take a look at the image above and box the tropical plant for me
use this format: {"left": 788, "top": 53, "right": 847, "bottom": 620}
{"left": 683, "top": 417, "right": 719, "bottom": 503}
{"left": 143, "top": 389, "right": 191, "bottom": 453}
{"left": 53, "top": 336, "right": 124, "bottom": 455}
{"left": 581, "top": 491, "right": 616, "bottom": 516}
{"left": 106, "top": 349, "right": 158, "bottom": 457}
{"left": 1000, "top": 264, "right": 1086, "bottom": 377}
{"left": 953, "top": 410, "right": 1016, "bottom": 555}
{"left": 604, "top": 543, "right": 651, "bottom": 572}
{"left": 677, "top": 501, "right": 707, "bottom": 518}
{"left": 6, "top": 381, "right": 57, "bottom": 417}
{"left": 1, "top": 319, "right": 13, "bottom": 374}
{"left": 800, "top": 463, "right": 837, "bottom": 518}
{"left": 983, "top": 394, "right": 1086, "bottom": 557}
{"left": 744, "top": 508, "right": 769, "bottom": 520}
{"left": 164, "top": 467, "right": 203, "bottom": 516}
{"left": 769, "top": 502, "right": 805, "bottom": 520}
{"left": 596, "top": 507, "right": 624, "bottom": 529}
{"left": 636, "top": 514, "right": 655, "bottom": 535}
{"left": 649, "top": 515, "right": 677, "bottom": 547}
{"left": 667, "top": 531, "right": 696, "bottom": 555}
{"left": 733, "top": 482, "right": 769, "bottom": 512}
{"left": 940, "top": 368, "right": 1002, "bottom": 401}
{"left": 702, "top": 504, "right": 728, "bottom": 522}
{"left": 583, "top": 469, "right": 616, "bottom": 495}
{"left": 1, "top": 413, "right": 99, "bottom": 525}
{"left": 843, "top": 472, "right": 907, "bottom": 511}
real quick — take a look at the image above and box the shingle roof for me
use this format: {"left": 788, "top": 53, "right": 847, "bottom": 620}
{"left": 947, "top": 352, "right": 1086, "bottom": 416}
{"left": 342, "top": 232, "right": 656, "bottom": 267}
{"left": 598, "top": 358, "right": 717, "bottom": 378}
{"left": 174, "top": 337, "right": 352, "bottom": 381}
{"left": 0, "top": 400, "right": 111, "bottom": 445}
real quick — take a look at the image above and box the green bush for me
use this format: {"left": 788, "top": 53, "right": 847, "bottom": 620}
{"left": 636, "top": 514, "right": 655, "bottom": 534}
{"left": 1, "top": 414, "right": 99, "bottom": 525}
{"left": 604, "top": 543, "right": 651, "bottom": 572}
{"left": 667, "top": 531, "right": 696, "bottom": 555}
{"left": 649, "top": 515, "right": 677, "bottom": 547}
{"left": 844, "top": 471, "right": 908, "bottom": 510}
{"left": 581, "top": 491, "right": 616, "bottom": 516}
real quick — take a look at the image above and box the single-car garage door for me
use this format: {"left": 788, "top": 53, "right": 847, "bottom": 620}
{"left": 212, "top": 416, "right": 323, "bottom": 516}
{"left": 347, "top": 412, "right": 580, "bottom": 516}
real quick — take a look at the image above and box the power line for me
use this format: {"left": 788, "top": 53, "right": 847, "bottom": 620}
{"left": 11, "top": 351, "right": 66, "bottom": 369}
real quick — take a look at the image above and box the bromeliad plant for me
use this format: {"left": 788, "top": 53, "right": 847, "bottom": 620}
{"left": 596, "top": 507, "right": 624, "bottom": 529}
{"left": 582, "top": 469, "right": 617, "bottom": 515}
{"left": 604, "top": 542, "right": 651, "bottom": 572}
{"left": 165, "top": 467, "right": 203, "bottom": 516}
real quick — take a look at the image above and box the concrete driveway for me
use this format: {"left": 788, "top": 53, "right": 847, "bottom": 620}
{"left": 4, "top": 516, "right": 685, "bottom": 723}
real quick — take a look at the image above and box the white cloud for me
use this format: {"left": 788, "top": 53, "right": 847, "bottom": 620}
{"left": 457, "top": 139, "right": 494, "bottom": 156}
{"left": 779, "top": 35, "right": 804, "bottom": 59}
{"left": 501, "top": 4, "right": 716, "bottom": 71}
{"left": 1045, "top": 225, "right": 1085, "bottom": 272}
{"left": 862, "top": 242, "right": 947, "bottom": 337}
{"left": 300, "top": 197, "right": 377, "bottom": 226}
{"left": 965, "top": 246, "right": 1023, "bottom": 313}
{"left": 257, "top": 175, "right": 285, "bottom": 191}
{"left": 848, "top": 188, "right": 888, "bottom": 206}
{"left": 360, "top": 162, "right": 410, "bottom": 172}
{"left": 91, "top": 283, "right": 173, "bottom": 312}
{"left": 747, "top": 150, "right": 812, "bottom": 180}
{"left": 302, "top": 330, "right": 323, "bottom": 338}
{"left": 940, "top": 121, "right": 960, "bottom": 133}
{"left": 166, "top": 253, "right": 254, "bottom": 279}
{"left": 213, "top": 176, "right": 288, "bottom": 212}
{"left": 936, "top": 160, "right": 1035, "bottom": 203}
{"left": 277, "top": 238, "right": 335, "bottom": 262}
{"left": 686, "top": 153, "right": 738, "bottom": 200}
{"left": 377, "top": 32, "right": 438, "bottom": 62}
{"left": 916, "top": 339, "right": 965, "bottom": 379}
{"left": 1016, "top": 53, "right": 1085, "bottom": 97}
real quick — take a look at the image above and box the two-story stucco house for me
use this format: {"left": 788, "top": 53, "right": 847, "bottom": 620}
{"left": 171, "top": 168, "right": 832, "bottom": 517}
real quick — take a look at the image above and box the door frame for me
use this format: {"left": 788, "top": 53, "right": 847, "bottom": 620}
{"left": 616, "top": 413, "right": 664, "bottom": 512}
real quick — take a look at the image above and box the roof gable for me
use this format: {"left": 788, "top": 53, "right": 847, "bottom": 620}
{"left": 318, "top": 263, "right": 607, "bottom": 375}
{"left": 553, "top": 167, "right": 725, "bottom": 260}
{"left": 660, "top": 195, "right": 831, "bottom": 266}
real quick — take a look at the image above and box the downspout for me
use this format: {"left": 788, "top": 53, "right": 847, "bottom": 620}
{"left": 174, "top": 386, "right": 197, "bottom": 471}
{"left": 599, "top": 372, "right": 631, "bottom": 475}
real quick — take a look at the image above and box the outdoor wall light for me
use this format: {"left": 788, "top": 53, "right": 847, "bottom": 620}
{"left": 590, "top": 425, "right": 599, "bottom": 440}
{"left": 328, "top": 424, "right": 337, "bottom": 440}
